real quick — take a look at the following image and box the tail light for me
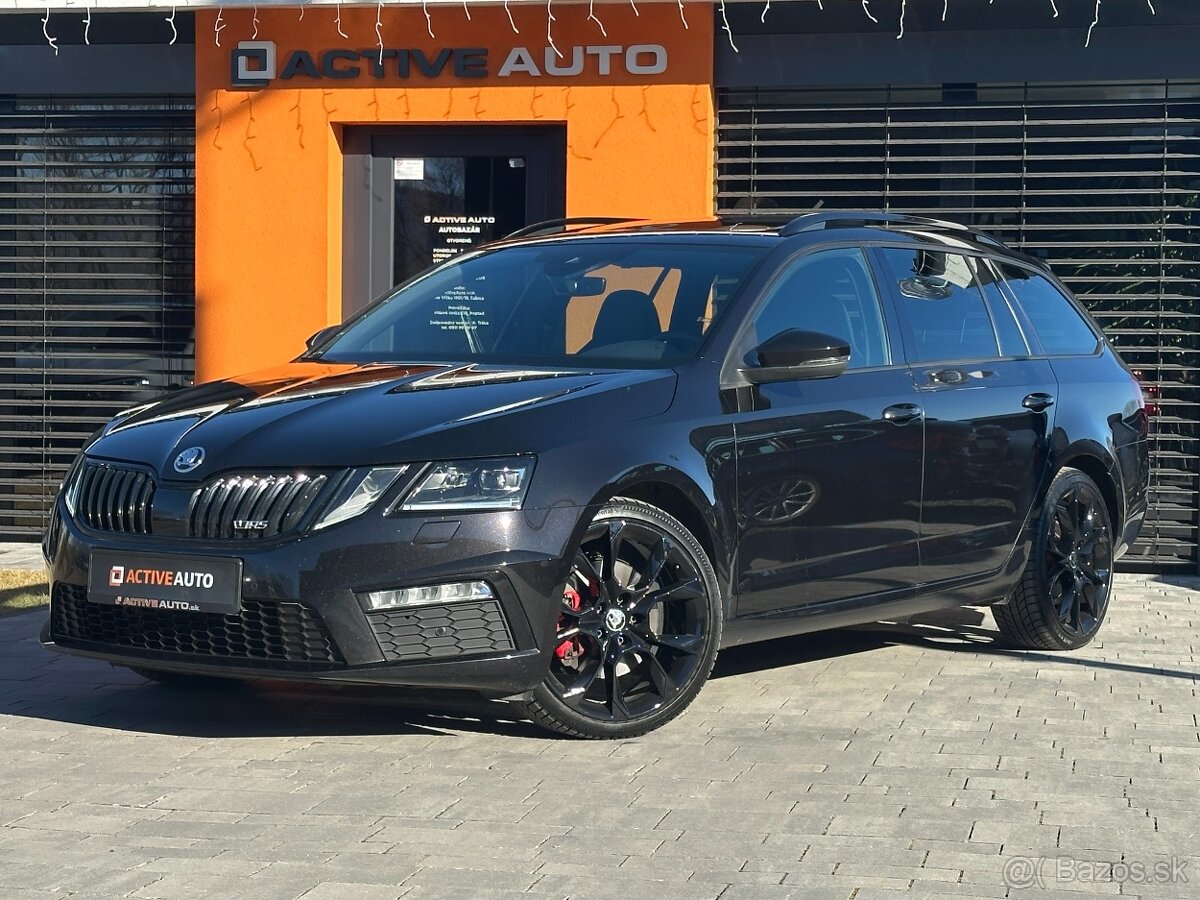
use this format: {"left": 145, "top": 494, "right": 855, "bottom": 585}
{"left": 1131, "top": 369, "right": 1159, "bottom": 417}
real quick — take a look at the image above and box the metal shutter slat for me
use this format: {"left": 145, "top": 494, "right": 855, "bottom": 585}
{"left": 718, "top": 80, "right": 1200, "bottom": 570}
{"left": 0, "top": 95, "right": 195, "bottom": 537}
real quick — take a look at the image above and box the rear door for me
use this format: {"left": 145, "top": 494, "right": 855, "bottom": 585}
{"left": 872, "top": 245, "right": 1056, "bottom": 583}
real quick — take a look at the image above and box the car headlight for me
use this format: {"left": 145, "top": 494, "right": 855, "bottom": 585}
{"left": 314, "top": 465, "right": 408, "bottom": 529}
{"left": 396, "top": 457, "right": 534, "bottom": 512}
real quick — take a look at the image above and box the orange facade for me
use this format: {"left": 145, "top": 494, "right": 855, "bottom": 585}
{"left": 194, "top": 4, "right": 716, "bottom": 382}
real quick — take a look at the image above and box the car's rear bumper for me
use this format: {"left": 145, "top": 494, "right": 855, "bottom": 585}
{"left": 41, "top": 498, "right": 583, "bottom": 698}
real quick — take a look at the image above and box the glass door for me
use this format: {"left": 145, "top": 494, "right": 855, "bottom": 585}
{"left": 341, "top": 126, "right": 566, "bottom": 317}
{"left": 392, "top": 155, "right": 527, "bottom": 284}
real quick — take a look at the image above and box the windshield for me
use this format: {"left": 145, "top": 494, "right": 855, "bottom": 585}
{"left": 315, "top": 240, "right": 767, "bottom": 367}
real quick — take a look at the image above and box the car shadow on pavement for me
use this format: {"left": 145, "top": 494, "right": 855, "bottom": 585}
{"left": 2, "top": 612, "right": 546, "bottom": 740}
{"left": 5, "top": 599, "right": 1194, "bottom": 741}
{"left": 713, "top": 603, "right": 1200, "bottom": 684}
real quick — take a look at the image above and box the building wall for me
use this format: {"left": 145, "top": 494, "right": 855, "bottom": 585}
{"left": 194, "top": 5, "right": 715, "bottom": 382}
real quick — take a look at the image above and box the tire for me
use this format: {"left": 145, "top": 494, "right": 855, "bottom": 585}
{"left": 129, "top": 667, "right": 245, "bottom": 690}
{"left": 993, "top": 467, "right": 1115, "bottom": 651}
{"left": 517, "top": 498, "right": 723, "bottom": 739}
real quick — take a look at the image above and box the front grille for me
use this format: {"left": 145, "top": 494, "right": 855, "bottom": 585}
{"left": 187, "top": 472, "right": 331, "bottom": 540}
{"left": 368, "top": 600, "right": 515, "bottom": 662}
{"left": 50, "top": 584, "right": 344, "bottom": 668}
{"left": 75, "top": 461, "right": 156, "bottom": 535}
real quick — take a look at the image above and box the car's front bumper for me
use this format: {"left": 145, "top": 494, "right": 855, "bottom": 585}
{"left": 40, "top": 499, "right": 583, "bottom": 698}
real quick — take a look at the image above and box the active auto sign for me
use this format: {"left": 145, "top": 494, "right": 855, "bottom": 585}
{"left": 88, "top": 550, "right": 243, "bottom": 615}
{"left": 232, "top": 40, "right": 668, "bottom": 87}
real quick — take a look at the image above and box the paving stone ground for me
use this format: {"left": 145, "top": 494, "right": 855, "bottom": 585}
{"left": 0, "top": 542, "right": 46, "bottom": 571}
{"left": 0, "top": 573, "right": 1197, "bottom": 900}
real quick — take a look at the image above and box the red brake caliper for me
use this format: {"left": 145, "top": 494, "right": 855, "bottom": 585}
{"left": 555, "top": 586, "right": 586, "bottom": 665}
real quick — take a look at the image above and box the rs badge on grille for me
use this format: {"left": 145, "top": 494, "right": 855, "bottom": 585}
{"left": 233, "top": 520, "right": 269, "bottom": 532}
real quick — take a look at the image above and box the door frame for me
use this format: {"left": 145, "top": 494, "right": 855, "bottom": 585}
{"left": 341, "top": 125, "right": 567, "bottom": 318}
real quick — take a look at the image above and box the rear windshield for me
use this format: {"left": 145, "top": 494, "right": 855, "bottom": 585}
{"left": 314, "top": 240, "right": 767, "bottom": 367}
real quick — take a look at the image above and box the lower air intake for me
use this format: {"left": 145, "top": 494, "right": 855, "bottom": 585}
{"left": 50, "top": 584, "right": 344, "bottom": 668}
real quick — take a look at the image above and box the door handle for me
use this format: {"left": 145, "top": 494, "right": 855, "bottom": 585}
{"left": 882, "top": 403, "right": 923, "bottom": 425}
{"left": 1022, "top": 392, "right": 1055, "bottom": 412}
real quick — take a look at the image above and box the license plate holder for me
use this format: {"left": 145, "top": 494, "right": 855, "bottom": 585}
{"left": 88, "top": 550, "right": 242, "bottom": 615}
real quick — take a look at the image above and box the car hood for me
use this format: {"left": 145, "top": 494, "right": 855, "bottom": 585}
{"left": 86, "top": 361, "right": 678, "bottom": 479}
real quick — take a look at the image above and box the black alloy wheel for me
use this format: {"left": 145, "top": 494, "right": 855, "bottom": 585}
{"left": 518, "top": 498, "right": 722, "bottom": 738}
{"left": 993, "top": 468, "right": 1114, "bottom": 651}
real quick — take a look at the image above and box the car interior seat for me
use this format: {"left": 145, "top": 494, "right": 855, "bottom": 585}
{"left": 580, "top": 289, "right": 661, "bottom": 353}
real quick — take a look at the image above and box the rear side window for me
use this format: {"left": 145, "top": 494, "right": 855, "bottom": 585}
{"left": 975, "top": 262, "right": 1030, "bottom": 357}
{"left": 997, "top": 264, "right": 1100, "bottom": 356}
{"left": 877, "top": 248, "right": 1000, "bottom": 363}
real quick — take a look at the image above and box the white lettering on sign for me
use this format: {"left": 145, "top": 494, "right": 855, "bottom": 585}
{"left": 498, "top": 47, "right": 539, "bottom": 77}
{"left": 625, "top": 44, "right": 668, "bottom": 76}
{"left": 498, "top": 44, "right": 668, "bottom": 78}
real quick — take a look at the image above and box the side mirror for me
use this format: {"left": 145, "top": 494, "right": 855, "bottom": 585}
{"left": 740, "top": 329, "right": 850, "bottom": 384}
{"left": 305, "top": 325, "right": 340, "bottom": 351}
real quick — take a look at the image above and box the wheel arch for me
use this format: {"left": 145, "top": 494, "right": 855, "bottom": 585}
{"left": 1055, "top": 448, "right": 1122, "bottom": 535}
{"left": 580, "top": 466, "right": 733, "bottom": 614}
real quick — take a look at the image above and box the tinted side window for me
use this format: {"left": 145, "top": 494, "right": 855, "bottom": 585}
{"left": 878, "top": 248, "right": 999, "bottom": 363}
{"left": 747, "top": 248, "right": 889, "bottom": 370}
{"left": 976, "top": 261, "right": 1030, "bottom": 357}
{"left": 998, "top": 264, "right": 1099, "bottom": 356}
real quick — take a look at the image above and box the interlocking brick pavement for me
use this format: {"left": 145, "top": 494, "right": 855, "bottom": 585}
{"left": 0, "top": 573, "right": 1196, "bottom": 899}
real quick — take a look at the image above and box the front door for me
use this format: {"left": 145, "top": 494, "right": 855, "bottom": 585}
{"left": 731, "top": 247, "right": 924, "bottom": 616}
{"left": 342, "top": 126, "right": 566, "bottom": 315}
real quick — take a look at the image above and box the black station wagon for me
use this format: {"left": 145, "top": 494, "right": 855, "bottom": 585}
{"left": 42, "top": 212, "right": 1149, "bottom": 738}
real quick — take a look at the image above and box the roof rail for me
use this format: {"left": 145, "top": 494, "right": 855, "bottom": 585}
{"left": 505, "top": 217, "right": 639, "bottom": 240}
{"left": 779, "top": 210, "right": 1007, "bottom": 249}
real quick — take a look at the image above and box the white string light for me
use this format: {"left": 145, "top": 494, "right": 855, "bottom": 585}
{"left": 335, "top": 0, "right": 348, "bottom": 39}
{"left": 42, "top": 4, "right": 58, "bottom": 55}
{"left": 375, "top": 0, "right": 384, "bottom": 64}
{"left": 719, "top": 0, "right": 737, "bottom": 51}
{"left": 1085, "top": 0, "right": 1100, "bottom": 47}
{"left": 1146, "top": 0, "right": 1156, "bottom": 13}
{"left": 546, "top": 0, "right": 561, "bottom": 59}
{"left": 588, "top": 0, "right": 607, "bottom": 37}
{"left": 34, "top": 0, "right": 1104, "bottom": 57}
